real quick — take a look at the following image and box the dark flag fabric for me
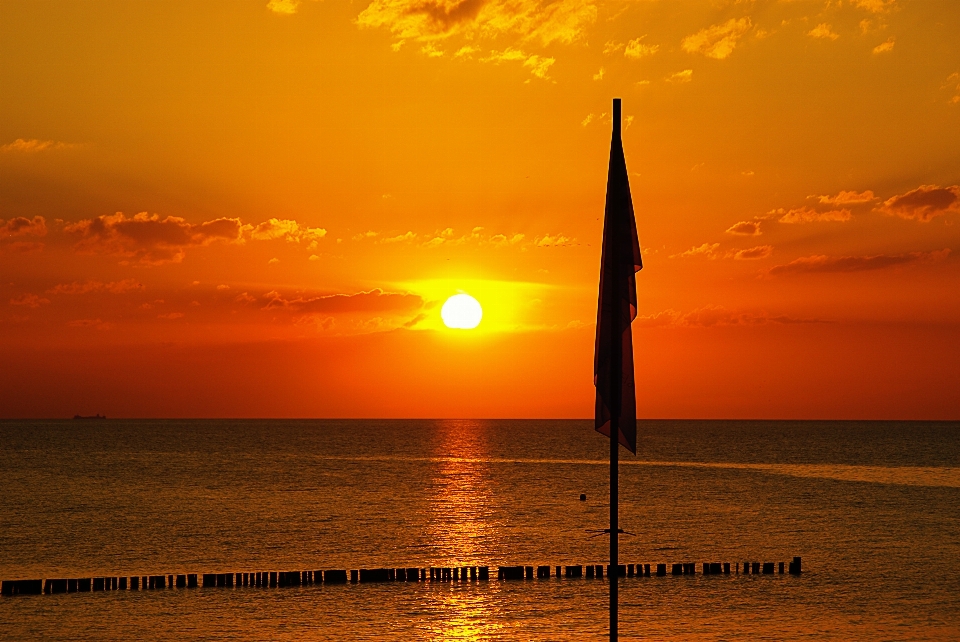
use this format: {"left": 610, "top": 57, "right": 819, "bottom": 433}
{"left": 594, "top": 102, "right": 642, "bottom": 454}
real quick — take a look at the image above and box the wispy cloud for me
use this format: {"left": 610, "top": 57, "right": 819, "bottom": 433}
{"left": 877, "top": 184, "right": 960, "bottom": 222}
{"left": 734, "top": 245, "right": 773, "bottom": 260}
{"left": 1, "top": 138, "right": 77, "bottom": 153}
{"left": 267, "top": 0, "right": 300, "bottom": 14}
{"left": 483, "top": 48, "right": 555, "bottom": 78}
{"left": 681, "top": 17, "right": 752, "bottom": 60}
{"left": 774, "top": 207, "right": 851, "bottom": 224}
{"left": 65, "top": 212, "right": 244, "bottom": 265}
{"left": 672, "top": 242, "right": 720, "bottom": 259}
{"left": 9, "top": 293, "right": 50, "bottom": 308}
{"left": 637, "top": 305, "right": 825, "bottom": 328}
{"left": 817, "top": 190, "right": 875, "bottom": 205}
{"left": 357, "top": 0, "right": 597, "bottom": 46}
{"left": 1, "top": 216, "right": 47, "bottom": 238}
{"left": 873, "top": 37, "right": 895, "bottom": 54}
{"left": 666, "top": 69, "right": 693, "bottom": 83}
{"left": 768, "top": 249, "right": 950, "bottom": 276}
{"left": 264, "top": 288, "right": 423, "bottom": 314}
{"left": 726, "top": 221, "right": 761, "bottom": 236}
{"left": 852, "top": 0, "right": 897, "bottom": 13}
{"left": 808, "top": 23, "right": 839, "bottom": 40}
{"left": 248, "top": 218, "right": 327, "bottom": 244}
{"left": 624, "top": 37, "right": 658, "bottom": 60}
{"left": 47, "top": 279, "right": 143, "bottom": 295}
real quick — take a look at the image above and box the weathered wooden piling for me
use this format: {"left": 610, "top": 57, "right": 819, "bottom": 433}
{"left": 499, "top": 566, "right": 525, "bottom": 580}
{"left": 359, "top": 568, "right": 389, "bottom": 583}
{"left": 2, "top": 555, "right": 806, "bottom": 598}
{"left": 324, "top": 569, "right": 347, "bottom": 584}
{"left": 789, "top": 556, "right": 802, "bottom": 575}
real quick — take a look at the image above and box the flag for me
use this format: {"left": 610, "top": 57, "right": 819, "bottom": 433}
{"left": 594, "top": 100, "right": 642, "bottom": 454}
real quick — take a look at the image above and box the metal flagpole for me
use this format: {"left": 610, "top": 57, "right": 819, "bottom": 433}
{"left": 609, "top": 97, "right": 622, "bottom": 642}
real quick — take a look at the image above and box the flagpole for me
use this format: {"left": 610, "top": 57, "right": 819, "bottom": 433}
{"left": 609, "top": 97, "right": 622, "bottom": 642}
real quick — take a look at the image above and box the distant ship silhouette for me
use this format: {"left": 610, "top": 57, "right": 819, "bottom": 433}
{"left": 73, "top": 414, "right": 106, "bottom": 420}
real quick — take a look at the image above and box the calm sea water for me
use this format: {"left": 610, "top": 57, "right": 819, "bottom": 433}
{"left": 1, "top": 419, "right": 958, "bottom": 640}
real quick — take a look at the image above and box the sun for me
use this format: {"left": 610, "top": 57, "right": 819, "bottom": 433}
{"left": 441, "top": 293, "right": 483, "bottom": 329}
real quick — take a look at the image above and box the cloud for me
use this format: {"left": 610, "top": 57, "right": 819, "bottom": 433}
{"left": 535, "top": 233, "right": 573, "bottom": 247}
{"left": 264, "top": 288, "right": 423, "bottom": 314}
{"left": 9, "top": 293, "right": 50, "bottom": 308}
{"left": 672, "top": 242, "right": 720, "bottom": 259}
{"left": 734, "top": 245, "right": 773, "bottom": 260}
{"left": 624, "top": 37, "right": 658, "bottom": 60}
{"left": 808, "top": 24, "right": 839, "bottom": 40}
{"left": 726, "top": 221, "right": 761, "bottom": 236}
{"left": 356, "top": 0, "right": 597, "bottom": 46}
{"left": 65, "top": 212, "right": 244, "bottom": 264}
{"left": 873, "top": 37, "right": 895, "bottom": 54}
{"left": 483, "top": 48, "right": 555, "bottom": 78}
{"left": 603, "top": 40, "right": 623, "bottom": 55}
{"left": 403, "top": 312, "right": 429, "bottom": 328}
{"left": 0, "top": 139, "right": 76, "bottom": 153}
{"left": 267, "top": 0, "right": 300, "bottom": 14}
{"left": 1, "top": 216, "right": 47, "bottom": 239}
{"left": 681, "top": 17, "right": 752, "bottom": 60}
{"left": 817, "top": 190, "right": 875, "bottom": 205}
{"left": 774, "top": 206, "right": 851, "bottom": 223}
{"left": 67, "top": 318, "right": 112, "bottom": 330}
{"left": 768, "top": 249, "right": 950, "bottom": 276}
{"left": 248, "top": 218, "right": 327, "bottom": 243}
{"left": 381, "top": 231, "right": 418, "bottom": 244}
{"left": 491, "top": 232, "right": 525, "bottom": 246}
{"left": 853, "top": 0, "right": 896, "bottom": 12}
{"left": 421, "top": 42, "right": 445, "bottom": 57}
{"left": 47, "top": 279, "right": 143, "bottom": 295}
{"left": 158, "top": 312, "right": 185, "bottom": 320}
{"left": 666, "top": 69, "right": 693, "bottom": 83}
{"left": 637, "top": 305, "right": 824, "bottom": 328}
{"left": 877, "top": 185, "right": 960, "bottom": 222}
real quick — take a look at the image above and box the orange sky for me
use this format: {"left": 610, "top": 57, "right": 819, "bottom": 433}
{"left": 1, "top": 0, "right": 958, "bottom": 419}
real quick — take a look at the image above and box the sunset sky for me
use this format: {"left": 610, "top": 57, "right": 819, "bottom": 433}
{"left": 2, "top": 0, "right": 958, "bottom": 419}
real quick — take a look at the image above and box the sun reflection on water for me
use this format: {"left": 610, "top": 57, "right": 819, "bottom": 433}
{"left": 423, "top": 420, "right": 504, "bottom": 639}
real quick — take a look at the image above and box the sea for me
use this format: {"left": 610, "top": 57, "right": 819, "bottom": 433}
{"left": 0, "top": 419, "right": 958, "bottom": 640}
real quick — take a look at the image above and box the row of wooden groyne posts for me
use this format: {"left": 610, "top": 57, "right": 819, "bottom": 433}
{"left": 2, "top": 557, "right": 801, "bottom": 596}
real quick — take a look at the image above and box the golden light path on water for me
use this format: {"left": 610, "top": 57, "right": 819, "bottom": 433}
{"left": 314, "top": 455, "right": 960, "bottom": 489}
{"left": 423, "top": 420, "right": 503, "bottom": 640}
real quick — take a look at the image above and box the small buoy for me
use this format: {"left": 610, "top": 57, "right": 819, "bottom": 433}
{"left": 579, "top": 493, "right": 587, "bottom": 501}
